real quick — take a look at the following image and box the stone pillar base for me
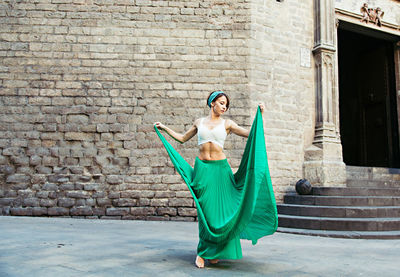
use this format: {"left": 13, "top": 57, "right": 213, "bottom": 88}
{"left": 304, "top": 144, "right": 346, "bottom": 187}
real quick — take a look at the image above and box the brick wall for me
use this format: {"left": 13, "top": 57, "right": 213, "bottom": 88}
{"left": 0, "top": 0, "right": 315, "bottom": 220}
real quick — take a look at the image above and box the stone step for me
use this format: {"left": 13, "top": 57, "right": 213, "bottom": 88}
{"left": 347, "top": 179, "right": 400, "bottom": 188}
{"left": 346, "top": 165, "right": 400, "bottom": 180}
{"left": 278, "top": 204, "right": 400, "bottom": 218}
{"left": 278, "top": 215, "right": 400, "bottom": 231}
{"left": 312, "top": 187, "right": 400, "bottom": 196}
{"left": 277, "top": 227, "right": 400, "bottom": 239}
{"left": 284, "top": 195, "right": 400, "bottom": 206}
{"left": 346, "top": 166, "right": 400, "bottom": 188}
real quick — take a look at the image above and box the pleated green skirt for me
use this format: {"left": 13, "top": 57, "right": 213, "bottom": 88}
{"left": 154, "top": 107, "right": 278, "bottom": 260}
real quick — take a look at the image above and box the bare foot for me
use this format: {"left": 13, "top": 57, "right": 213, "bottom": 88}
{"left": 195, "top": 256, "right": 205, "bottom": 268}
{"left": 209, "top": 259, "right": 219, "bottom": 264}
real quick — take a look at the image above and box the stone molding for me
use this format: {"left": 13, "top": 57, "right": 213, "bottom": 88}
{"left": 304, "top": 0, "right": 346, "bottom": 187}
{"left": 335, "top": 8, "right": 400, "bottom": 37}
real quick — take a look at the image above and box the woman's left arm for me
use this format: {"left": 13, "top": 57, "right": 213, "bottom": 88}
{"left": 228, "top": 120, "right": 249, "bottom": 138}
{"left": 227, "top": 103, "right": 265, "bottom": 138}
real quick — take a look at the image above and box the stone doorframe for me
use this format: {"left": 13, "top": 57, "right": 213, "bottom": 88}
{"left": 396, "top": 42, "right": 400, "bottom": 138}
{"left": 334, "top": 7, "right": 400, "bottom": 138}
{"left": 304, "top": 0, "right": 400, "bottom": 187}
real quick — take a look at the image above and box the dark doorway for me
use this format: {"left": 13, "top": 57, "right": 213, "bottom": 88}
{"left": 338, "top": 26, "right": 400, "bottom": 168}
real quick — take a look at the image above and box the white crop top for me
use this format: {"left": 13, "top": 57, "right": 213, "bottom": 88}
{"left": 197, "top": 118, "right": 227, "bottom": 148}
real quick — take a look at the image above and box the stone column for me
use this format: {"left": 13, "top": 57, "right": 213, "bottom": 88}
{"left": 303, "top": 0, "right": 346, "bottom": 187}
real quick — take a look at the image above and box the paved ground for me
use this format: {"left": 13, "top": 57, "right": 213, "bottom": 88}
{"left": 0, "top": 216, "right": 399, "bottom": 277}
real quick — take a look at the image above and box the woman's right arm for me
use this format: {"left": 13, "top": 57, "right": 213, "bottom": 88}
{"left": 154, "top": 119, "right": 199, "bottom": 144}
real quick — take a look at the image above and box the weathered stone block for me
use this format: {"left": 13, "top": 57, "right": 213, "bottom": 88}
{"left": 139, "top": 198, "right": 150, "bottom": 206}
{"left": 130, "top": 207, "right": 155, "bottom": 216}
{"left": 115, "top": 198, "right": 138, "bottom": 207}
{"left": 67, "top": 115, "right": 89, "bottom": 124}
{"left": 120, "top": 190, "right": 140, "bottom": 198}
{"left": 33, "top": 207, "right": 48, "bottom": 216}
{"left": 76, "top": 199, "right": 86, "bottom": 206}
{"left": 175, "top": 191, "right": 192, "bottom": 198}
{"left": 23, "top": 198, "right": 39, "bottom": 207}
{"left": 10, "top": 207, "right": 33, "bottom": 216}
{"left": 178, "top": 207, "right": 197, "bottom": 217}
{"left": 97, "top": 198, "right": 112, "bottom": 206}
{"left": 83, "top": 183, "right": 99, "bottom": 191}
{"left": 86, "top": 198, "right": 96, "bottom": 206}
{"left": 0, "top": 198, "right": 14, "bottom": 206}
{"left": 106, "top": 175, "right": 123, "bottom": 185}
{"left": 106, "top": 207, "right": 129, "bottom": 216}
{"left": 65, "top": 132, "right": 94, "bottom": 141}
{"left": 36, "top": 166, "right": 52, "bottom": 174}
{"left": 29, "top": 155, "right": 42, "bottom": 165}
{"left": 40, "top": 199, "right": 57, "bottom": 207}
{"left": 17, "top": 189, "right": 34, "bottom": 198}
{"left": 48, "top": 207, "right": 69, "bottom": 216}
{"left": 70, "top": 207, "right": 93, "bottom": 216}
{"left": 1, "top": 206, "right": 11, "bottom": 215}
{"left": 92, "top": 191, "right": 105, "bottom": 198}
{"left": 169, "top": 198, "right": 193, "bottom": 207}
{"left": 42, "top": 183, "right": 58, "bottom": 191}
{"left": 10, "top": 156, "right": 29, "bottom": 166}
{"left": 146, "top": 216, "right": 170, "bottom": 221}
{"left": 154, "top": 191, "right": 175, "bottom": 198}
{"left": 169, "top": 184, "right": 187, "bottom": 191}
{"left": 66, "top": 191, "right": 89, "bottom": 199}
{"left": 11, "top": 183, "right": 29, "bottom": 190}
{"left": 156, "top": 207, "right": 177, "bottom": 216}
{"left": 136, "top": 167, "right": 151, "bottom": 175}
{"left": 36, "top": 191, "right": 49, "bottom": 198}
{"left": 150, "top": 198, "right": 168, "bottom": 207}
{"left": 162, "top": 175, "right": 182, "bottom": 184}
{"left": 2, "top": 147, "right": 25, "bottom": 156}
{"left": 58, "top": 198, "right": 75, "bottom": 208}
{"left": 104, "top": 191, "right": 118, "bottom": 199}
{"left": 59, "top": 183, "right": 74, "bottom": 191}
{"left": 0, "top": 165, "right": 15, "bottom": 175}
{"left": 42, "top": 156, "right": 59, "bottom": 166}
{"left": 6, "top": 174, "right": 30, "bottom": 183}
{"left": 93, "top": 207, "right": 105, "bottom": 216}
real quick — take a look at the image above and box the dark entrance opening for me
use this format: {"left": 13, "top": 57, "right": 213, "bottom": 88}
{"left": 338, "top": 24, "right": 400, "bottom": 168}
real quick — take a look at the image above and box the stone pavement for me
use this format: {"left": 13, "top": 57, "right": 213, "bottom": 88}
{"left": 0, "top": 216, "right": 399, "bottom": 277}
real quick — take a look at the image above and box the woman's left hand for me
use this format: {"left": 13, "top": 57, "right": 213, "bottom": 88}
{"left": 258, "top": 103, "right": 265, "bottom": 114}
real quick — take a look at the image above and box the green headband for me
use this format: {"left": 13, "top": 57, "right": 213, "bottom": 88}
{"left": 207, "top": 91, "right": 224, "bottom": 107}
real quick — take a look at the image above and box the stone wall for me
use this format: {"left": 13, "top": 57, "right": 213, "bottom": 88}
{"left": 0, "top": 0, "right": 315, "bottom": 220}
{"left": 249, "top": 0, "right": 315, "bottom": 196}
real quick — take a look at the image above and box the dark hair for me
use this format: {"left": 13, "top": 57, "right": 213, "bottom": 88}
{"left": 206, "top": 91, "right": 230, "bottom": 110}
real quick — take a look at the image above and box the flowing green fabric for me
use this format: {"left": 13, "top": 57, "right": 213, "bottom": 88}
{"left": 154, "top": 107, "right": 278, "bottom": 259}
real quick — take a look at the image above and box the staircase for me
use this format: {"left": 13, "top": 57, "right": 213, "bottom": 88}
{"left": 277, "top": 166, "right": 400, "bottom": 239}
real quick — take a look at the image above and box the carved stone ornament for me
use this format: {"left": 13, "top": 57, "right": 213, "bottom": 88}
{"left": 360, "top": 3, "right": 384, "bottom": 27}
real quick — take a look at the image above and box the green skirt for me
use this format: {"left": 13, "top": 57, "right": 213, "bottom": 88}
{"left": 154, "top": 107, "right": 278, "bottom": 259}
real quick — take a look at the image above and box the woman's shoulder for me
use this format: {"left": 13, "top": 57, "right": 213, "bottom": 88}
{"left": 193, "top": 118, "right": 203, "bottom": 127}
{"left": 224, "top": 118, "right": 241, "bottom": 131}
{"left": 224, "top": 118, "right": 235, "bottom": 126}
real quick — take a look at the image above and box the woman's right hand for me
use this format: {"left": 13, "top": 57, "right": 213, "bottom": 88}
{"left": 154, "top": 122, "right": 165, "bottom": 130}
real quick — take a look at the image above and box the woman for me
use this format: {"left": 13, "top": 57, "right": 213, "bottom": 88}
{"left": 154, "top": 91, "right": 278, "bottom": 268}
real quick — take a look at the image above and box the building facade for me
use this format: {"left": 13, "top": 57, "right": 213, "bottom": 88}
{"left": 0, "top": 0, "right": 399, "bottom": 220}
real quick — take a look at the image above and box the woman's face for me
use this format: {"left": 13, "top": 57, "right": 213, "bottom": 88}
{"left": 212, "top": 96, "right": 228, "bottom": 115}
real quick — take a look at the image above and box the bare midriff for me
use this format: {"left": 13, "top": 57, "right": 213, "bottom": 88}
{"left": 198, "top": 142, "right": 226, "bottom": 161}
